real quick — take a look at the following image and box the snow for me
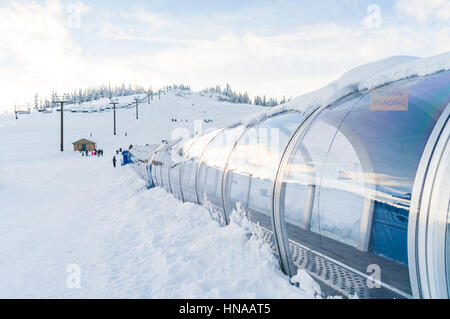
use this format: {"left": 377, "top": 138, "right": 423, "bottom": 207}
{"left": 236, "top": 51, "right": 450, "bottom": 125}
{"left": 5, "top": 50, "right": 439, "bottom": 297}
{"left": 64, "top": 94, "right": 148, "bottom": 111}
{"left": 0, "top": 89, "right": 319, "bottom": 298}
{"left": 291, "top": 269, "right": 322, "bottom": 297}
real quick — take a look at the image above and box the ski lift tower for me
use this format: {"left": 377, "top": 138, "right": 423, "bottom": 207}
{"left": 53, "top": 95, "right": 69, "bottom": 152}
{"left": 133, "top": 96, "right": 140, "bottom": 120}
{"left": 110, "top": 97, "right": 119, "bottom": 135}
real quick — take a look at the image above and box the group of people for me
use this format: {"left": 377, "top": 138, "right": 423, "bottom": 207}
{"left": 82, "top": 149, "right": 103, "bottom": 157}
{"left": 112, "top": 145, "right": 134, "bottom": 168}
{"left": 114, "top": 144, "right": 133, "bottom": 155}
{"left": 112, "top": 148, "right": 123, "bottom": 168}
{"left": 170, "top": 118, "right": 213, "bottom": 123}
{"left": 171, "top": 118, "right": 189, "bottom": 123}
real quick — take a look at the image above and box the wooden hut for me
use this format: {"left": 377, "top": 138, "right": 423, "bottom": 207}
{"left": 73, "top": 138, "right": 96, "bottom": 152}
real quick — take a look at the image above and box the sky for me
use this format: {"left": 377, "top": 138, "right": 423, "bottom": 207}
{"left": 0, "top": 0, "right": 449, "bottom": 111}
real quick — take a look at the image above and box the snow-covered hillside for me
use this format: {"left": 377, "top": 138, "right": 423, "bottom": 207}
{"left": 0, "top": 89, "right": 320, "bottom": 298}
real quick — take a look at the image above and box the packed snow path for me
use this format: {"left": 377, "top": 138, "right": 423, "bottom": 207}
{"left": 0, "top": 156, "right": 314, "bottom": 298}
{"left": 0, "top": 91, "right": 319, "bottom": 298}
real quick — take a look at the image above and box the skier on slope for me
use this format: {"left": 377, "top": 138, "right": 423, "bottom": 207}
{"left": 112, "top": 156, "right": 116, "bottom": 168}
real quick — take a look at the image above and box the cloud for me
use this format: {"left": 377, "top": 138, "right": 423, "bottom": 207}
{"left": 112, "top": 22, "right": 449, "bottom": 99}
{"left": 98, "top": 10, "right": 207, "bottom": 44}
{"left": 0, "top": 0, "right": 81, "bottom": 109}
{"left": 1, "top": 0, "right": 449, "bottom": 112}
{"left": 123, "top": 11, "right": 166, "bottom": 29}
{"left": 93, "top": 4, "right": 450, "bottom": 99}
{"left": 0, "top": 0, "right": 135, "bottom": 111}
{"left": 396, "top": 0, "right": 450, "bottom": 23}
{"left": 98, "top": 20, "right": 192, "bottom": 44}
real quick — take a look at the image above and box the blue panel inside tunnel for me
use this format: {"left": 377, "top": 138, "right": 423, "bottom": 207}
{"left": 146, "top": 165, "right": 154, "bottom": 189}
{"left": 370, "top": 201, "right": 409, "bottom": 265}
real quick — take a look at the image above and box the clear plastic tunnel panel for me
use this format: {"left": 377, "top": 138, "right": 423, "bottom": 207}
{"left": 408, "top": 90, "right": 450, "bottom": 299}
{"left": 169, "top": 157, "right": 181, "bottom": 198}
{"left": 222, "top": 112, "right": 303, "bottom": 244}
{"left": 447, "top": 197, "right": 450, "bottom": 297}
{"left": 169, "top": 138, "right": 198, "bottom": 200}
{"left": 277, "top": 72, "right": 450, "bottom": 298}
{"left": 152, "top": 144, "right": 168, "bottom": 187}
{"left": 160, "top": 150, "right": 171, "bottom": 192}
{"left": 180, "top": 129, "right": 222, "bottom": 203}
{"left": 407, "top": 71, "right": 450, "bottom": 106}
{"left": 160, "top": 140, "right": 180, "bottom": 193}
{"left": 426, "top": 129, "right": 450, "bottom": 298}
{"left": 150, "top": 148, "right": 160, "bottom": 185}
{"left": 280, "top": 95, "right": 360, "bottom": 248}
{"left": 146, "top": 164, "right": 154, "bottom": 188}
{"left": 197, "top": 125, "right": 248, "bottom": 218}
{"left": 154, "top": 146, "right": 165, "bottom": 187}
{"left": 139, "top": 163, "right": 145, "bottom": 181}
{"left": 145, "top": 145, "right": 160, "bottom": 187}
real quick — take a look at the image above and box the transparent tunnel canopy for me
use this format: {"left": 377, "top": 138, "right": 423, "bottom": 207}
{"left": 197, "top": 124, "right": 248, "bottom": 217}
{"left": 159, "top": 141, "right": 178, "bottom": 192}
{"left": 162, "top": 139, "right": 184, "bottom": 193}
{"left": 139, "top": 163, "right": 146, "bottom": 181}
{"left": 180, "top": 129, "right": 222, "bottom": 203}
{"left": 169, "top": 138, "right": 198, "bottom": 200}
{"left": 151, "top": 153, "right": 158, "bottom": 185}
{"left": 151, "top": 145, "right": 165, "bottom": 187}
{"left": 128, "top": 69, "right": 450, "bottom": 299}
{"left": 223, "top": 112, "right": 304, "bottom": 236}
{"left": 280, "top": 95, "right": 360, "bottom": 244}
{"left": 408, "top": 71, "right": 450, "bottom": 299}
{"left": 159, "top": 149, "right": 171, "bottom": 192}
{"left": 424, "top": 127, "right": 450, "bottom": 298}
{"left": 276, "top": 72, "right": 450, "bottom": 298}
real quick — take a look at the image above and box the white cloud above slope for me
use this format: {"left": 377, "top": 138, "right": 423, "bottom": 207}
{"left": 396, "top": 0, "right": 450, "bottom": 23}
{"left": 0, "top": 0, "right": 449, "bottom": 112}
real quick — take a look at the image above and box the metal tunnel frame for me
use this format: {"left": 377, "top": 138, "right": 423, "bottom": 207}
{"left": 408, "top": 102, "right": 450, "bottom": 299}
{"left": 272, "top": 105, "right": 321, "bottom": 277}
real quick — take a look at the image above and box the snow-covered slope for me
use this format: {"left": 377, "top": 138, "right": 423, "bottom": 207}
{"left": 5, "top": 50, "right": 442, "bottom": 298}
{"left": 0, "top": 90, "right": 320, "bottom": 298}
{"left": 64, "top": 94, "right": 147, "bottom": 112}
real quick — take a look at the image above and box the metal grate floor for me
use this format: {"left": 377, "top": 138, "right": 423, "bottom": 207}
{"left": 258, "top": 227, "right": 365, "bottom": 298}
{"left": 289, "top": 242, "right": 369, "bottom": 298}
